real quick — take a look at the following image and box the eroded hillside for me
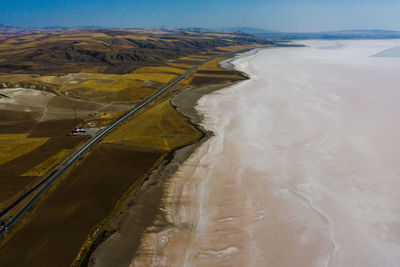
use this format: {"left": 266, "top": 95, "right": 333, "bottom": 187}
{"left": 0, "top": 29, "right": 273, "bottom": 74}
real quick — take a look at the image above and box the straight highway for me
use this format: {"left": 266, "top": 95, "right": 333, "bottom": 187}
{"left": 0, "top": 54, "right": 219, "bottom": 235}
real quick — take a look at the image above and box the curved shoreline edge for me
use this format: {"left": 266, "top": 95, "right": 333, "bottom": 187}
{"left": 86, "top": 48, "right": 264, "bottom": 266}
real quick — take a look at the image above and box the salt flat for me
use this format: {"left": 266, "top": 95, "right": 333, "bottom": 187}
{"left": 133, "top": 40, "right": 400, "bottom": 267}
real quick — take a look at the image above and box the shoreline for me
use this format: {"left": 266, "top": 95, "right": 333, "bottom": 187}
{"left": 88, "top": 49, "right": 259, "bottom": 266}
{"left": 134, "top": 40, "right": 400, "bottom": 266}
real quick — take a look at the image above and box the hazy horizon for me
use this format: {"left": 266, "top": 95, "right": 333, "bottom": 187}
{"left": 1, "top": 0, "right": 400, "bottom": 32}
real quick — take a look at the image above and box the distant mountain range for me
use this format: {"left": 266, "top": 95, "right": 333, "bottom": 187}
{"left": 169, "top": 27, "right": 400, "bottom": 40}
{"left": 0, "top": 24, "right": 106, "bottom": 33}
{"left": 40, "top": 25, "right": 105, "bottom": 30}
{"left": 1, "top": 24, "right": 400, "bottom": 40}
{"left": 213, "top": 28, "right": 400, "bottom": 40}
{"left": 0, "top": 24, "right": 26, "bottom": 33}
{"left": 258, "top": 29, "right": 400, "bottom": 40}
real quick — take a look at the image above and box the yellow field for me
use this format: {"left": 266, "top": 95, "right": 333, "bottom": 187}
{"left": 122, "top": 73, "right": 177, "bottom": 84}
{"left": 80, "top": 78, "right": 144, "bottom": 92}
{"left": 22, "top": 149, "right": 71, "bottom": 177}
{"left": 88, "top": 71, "right": 178, "bottom": 84}
{"left": 74, "top": 42, "right": 90, "bottom": 46}
{"left": 194, "top": 73, "right": 243, "bottom": 79}
{"left": 119, "top": 87, "right": 156, "bottom": 101}
{"left": 188, "top": 55, "right": 209, "bottom": 59}
{"left": 177, "top": 72, "right": 197, "bottom": 85}
{"left": 104, "top": 99, "right": 202, "bottom": 152}
{"left": 0, "top": 74, "right": 34, "bottom": 83}
{"left": 197, "top": 57, "right": 226, "bottom": 71}
{"left": 217, "top": 44, "right": 261, "bottom": 52}
{"left": 207, "top": 33, "right": 237, "bottom": 37}
{"left": 134, "top": 66, "right": 187, "bottom": 74}
{"left": 0, "top": 37, "right": 109, "bottom": 50}
{"left": 3, "top": 34, "right": 47, "bottom": 43}
{"left": 115, "top": 35, "right": 157, "bottom": 41}
{"left": 58, "top": 68, "right": 185, "bottom": 102}
{"left": 0, "top": 74, "right": 61, "bottom": 87}
{"left": 0, "top": 134, "right": 48, "bottom": 166}
{"left": 179, "top": 56, "right": 207, "bottom": 62}
{"left": 167, "top": 62, "right": 194, "bottom": 69}
{"left": 37, "top": 76, "right": 61, "bottom": 85}
{"left": 66, "top": 68, "right": 182, "bottom": 94}
{"left": 57, "top": 33, "right": 112, "bottom": 38}
{"left": 0, "top": 48, "right": 37, "bottom": 55}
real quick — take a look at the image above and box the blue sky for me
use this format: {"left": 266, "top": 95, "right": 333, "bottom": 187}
{"left": 1, "top": 0, "right": 400, "bottom": 32}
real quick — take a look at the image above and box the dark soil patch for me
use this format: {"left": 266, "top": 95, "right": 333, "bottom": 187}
{"left": 0, "top": 137, "right": 86, "bottom": 208}
{"left": 28, "top": 119, "right": 77, "bottom": 137}
{"left": 48, "top": 96, "right": 103, "bottom": 111}
{"left": 175, "top": 60, "right": 203, "bottom": 65}
{"left": 191, "top": 75, "right": 245, "bottom": 86}
{"left": 0, "top": 137, "right": 86, "bottom": 176}
{"left": 61, "top": 87, "right": 133, "bottom": 104}
{"left": 0, "top": 110, "right": 40, "bottom": 134}
{"left": 0, "top": 174, "right": 37, "bottom": 207}
{"left": 0, "top": 143, "right": 163, "bottom": 267}
{"left": 196, "top": 70, "right": 240, "bottom": 75}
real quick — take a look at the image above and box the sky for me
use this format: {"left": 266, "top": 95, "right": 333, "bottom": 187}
{"left": 1, "top": 0, "right": 400, "bottom": 32}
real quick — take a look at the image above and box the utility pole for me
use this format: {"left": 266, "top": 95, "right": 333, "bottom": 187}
{"left": 74, "top": 104, "right": 77, "bottom": 128}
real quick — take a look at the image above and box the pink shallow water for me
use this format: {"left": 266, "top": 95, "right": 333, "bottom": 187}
{"left": 132, "top": 40, "right": 400, "bottom": 267}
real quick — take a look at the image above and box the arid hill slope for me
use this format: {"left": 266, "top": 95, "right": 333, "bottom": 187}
{"left": 0, "top": 29, "right": 273, "bottom": 74}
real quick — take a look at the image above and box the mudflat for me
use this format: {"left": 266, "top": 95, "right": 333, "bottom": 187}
{"left": 132, "top": 40, "right": 400, "bottom": 266}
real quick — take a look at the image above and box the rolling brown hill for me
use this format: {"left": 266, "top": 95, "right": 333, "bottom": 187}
{"left": 0, "top": 29, "right": 274, "bottom": 75}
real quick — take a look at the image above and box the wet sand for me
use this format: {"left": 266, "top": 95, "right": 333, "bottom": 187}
{"left": 132, "top": 40, "right": 400, "bottom": 266}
